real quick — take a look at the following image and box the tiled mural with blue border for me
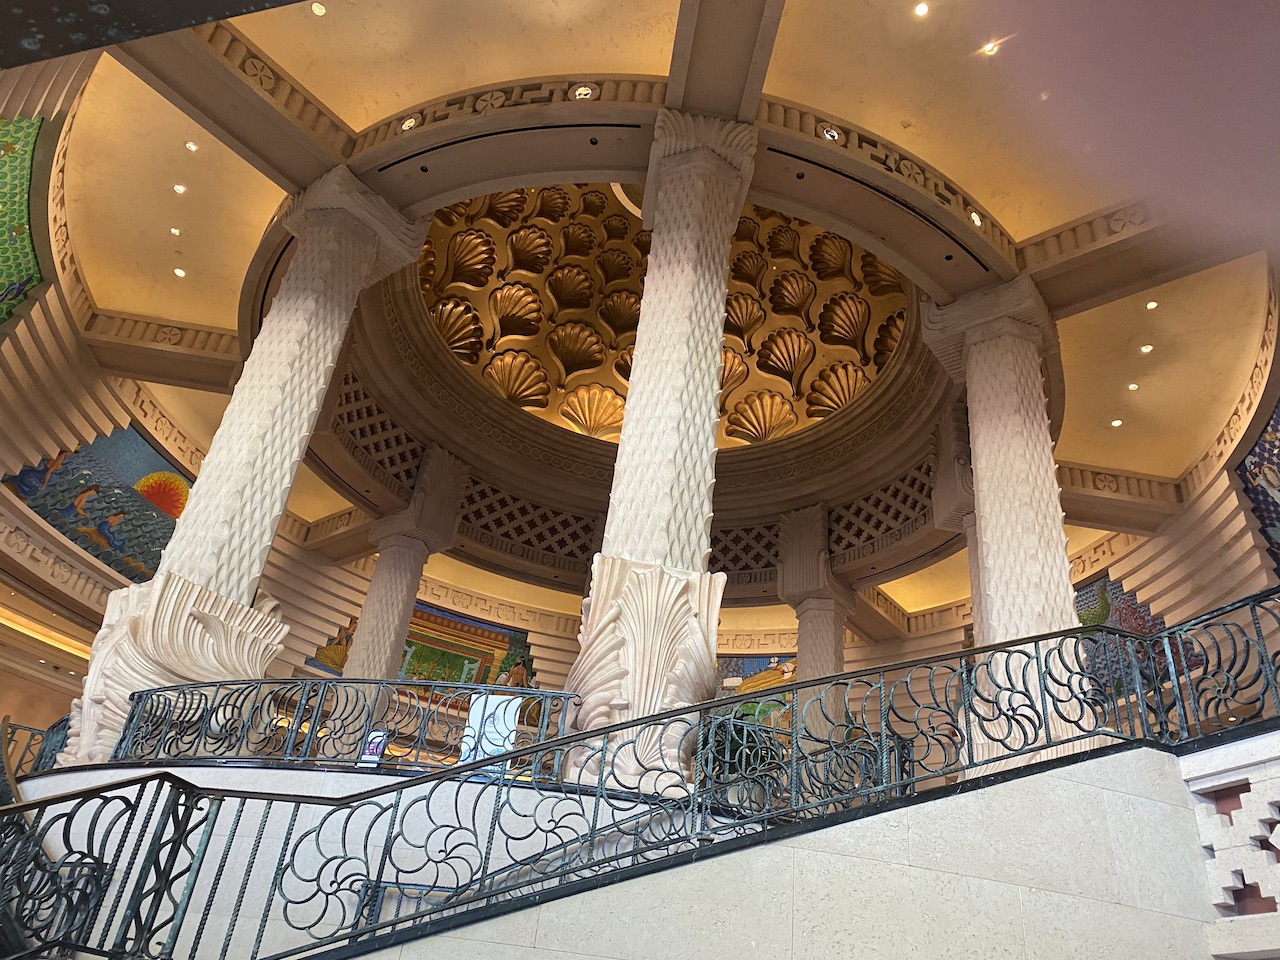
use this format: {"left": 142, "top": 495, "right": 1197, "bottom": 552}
{"left": 3, "top": 427, "right": 191, "bottom": 583}
{"left": 0, "top": 116, "right": 43, "bottom": 325}
{"left": 1238, "top": 398, "right": 1280, "bottom": 570}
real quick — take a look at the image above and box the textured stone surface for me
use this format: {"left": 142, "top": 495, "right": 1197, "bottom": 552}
{"left": 343, "top": 535, "right": 431, "bottom": 679}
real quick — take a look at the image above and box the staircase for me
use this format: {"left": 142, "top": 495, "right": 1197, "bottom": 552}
{"left": 2, "top": 586, "right": 1279, "bottom": 960}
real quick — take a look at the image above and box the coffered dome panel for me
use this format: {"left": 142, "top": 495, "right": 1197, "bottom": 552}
{"left": 414, "top": 184, "right": 911, "bottom": 448}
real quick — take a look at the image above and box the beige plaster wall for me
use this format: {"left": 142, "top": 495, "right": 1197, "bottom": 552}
{"left": 0, "top": 671, "right": 73, "bottom": 728}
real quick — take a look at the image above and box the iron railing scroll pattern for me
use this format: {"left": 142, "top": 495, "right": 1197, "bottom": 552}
{"left": 4, "top": 587, "right": 1280, "bottom": 959}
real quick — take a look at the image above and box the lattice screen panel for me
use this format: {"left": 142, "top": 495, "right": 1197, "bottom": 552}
{"left": 459, "top": 479, "right": 600, "bottom": 563}
{"left": 710, "top": 524, "right": 780, "bottom": 573}
{"left": 828, "top": 461, "right": 935, "bottom": 554}
{"left": 332, "top": 367, "right": 425, "bottom": 489}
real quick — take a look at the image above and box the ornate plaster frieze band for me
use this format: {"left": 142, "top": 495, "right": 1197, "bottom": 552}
{"left": 717, "top": 630, "right": 798, "bottom": 654}
{"left": 44, "top": 77, "right": 92, "bottom": 320}
{"left": 1058, "top": 463, "right": 1182, "bottom": 533}
{"left": 1017, "top": 200, "right": 1159, "bottom": 277}
{"left": 84, "top": 313, "right": 244, "bottom": 392}
{"left": 753, "top": 94, "right": 1017, "bottom": 275}
{"left": 857, "top": 586, "right": 910, "bottom": 636}
{"left": 1069, "top": 531, "right": 1145, "bottom": 582}
{"left": 108, "top": 378, "right": 206, "bottom": 477}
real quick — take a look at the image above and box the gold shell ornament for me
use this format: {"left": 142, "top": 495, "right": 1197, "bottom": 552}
{"left": 735, "top": 217, "right": 760, "bottom": 248}
{"left": 602, "top": 214, "right": 631, "bottom": 242}
{"left": 726, "top": 390, "right": 799, "bottom": 443}
{"left": 805, "top": 361, "right": 870, "bottom": 418}
{"left": 757, "top": 327, "right": 817, "bottom": 399}
{"left": 731, "top": 250, "right": 769, "bottom": 296}
{"left": 546, "top": 264, "right": 595, "bottom": 319}
{"left": 524, "top": 186, "right": 571, "bottom": 224}
{"left": 486, "top": 283, "right": 544, "bottom": 349}
{"left": 769, "top": 271, "right": 817, "bottom": 331}
{"left": 547, "top": 321, "right": 605, "bottom": 385}
{"left": 502, "top": 225, "right": 553, "bottom": 278}
{"left": 560, "top": 383, "right": 626, "bottom": 439}
{"left": 614, "top": 344, "right": 635, "bottom": 381}
{"left": 633, "top": 230, "right": 652, "bottom": 258}
{"left": 874, "top": 309, "right": 905, "bottom": 370}
{"left": 862, "top": 252, "right": 907, "bottom": 297}
{"left": 766, "top": 225, "right": 807, "bottom": 267}
{"left": 416, "top": 241, "right": 435, "bottom": 292}
{"left": 599, "top": 290, "right": 642, "bottom": 345}
{"left": 577, "top": 190, "right": 609, "bottom": 218}
{"left": 435, "top": 200, "right": 470, "bottom": 226}
{"left": 431, "top": 297, "right": 484, "bottom": 364}
{"left": 436, "top": 228, "right": 496, "bottom": 290}
{"left": 483, "top": 350, "right": 551, "bottom": 408}
{"left": 598, "top": 248, "right": 635, "bottom": 288}
{"left": 810, "top": 232, "right": 862, "bottom": 289}
{"left": 472, "top": 189, "right": 526, "bottom": 228}
{"left": 818, "top": 292, "right": 872, "bottom": 364}
{"left": 720, "top": 347, "right": 748, "bottom": 415}
{"left": 724, "top": 293, "right": 766, "bottom": 354}
{"left": 561, "top": 222, "right": 597, "bottom": 259}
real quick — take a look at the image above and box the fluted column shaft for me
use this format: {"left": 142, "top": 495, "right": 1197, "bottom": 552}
{"left": 343, "top": 535, "right": 431, "bottom": 680}
{"left": 793, "top": 598, "right": 847, "bottom": 681}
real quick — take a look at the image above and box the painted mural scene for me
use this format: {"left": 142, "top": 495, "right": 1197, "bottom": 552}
{"left": 6, "top": 3, "right": 1280, "bottom": 959}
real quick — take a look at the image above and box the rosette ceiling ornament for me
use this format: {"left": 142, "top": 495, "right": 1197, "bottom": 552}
{"left": 417, "top": 183, "right": 910, "bottom": 447}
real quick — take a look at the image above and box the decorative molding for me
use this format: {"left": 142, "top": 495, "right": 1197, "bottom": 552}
{"left": 1068, "top": 532, "right": 1145, "bottom": 583}
{"left": 108, "top": 378, "right": 206, "bottom": 477}
{"left": 456, "top": 478, "right": 602, "bottom": 577}
{"left": 83, "top": 313, "right": 243, "bottom": 391}
{"left": 828, "top": 460, "right": 935, "bottom": 561}
{"left": 857, "top": 586, "right": 910, "bottom": 636}
{"left": 1017, "top": 200, "right": 1159, "bottom": 277}
{"left": 717, "top": 629, "right": 798, "bottom": 654}
{"left": 330, "top": 365, "right": 424, "bottom": 495}
{"left": 710, "top": 523, "right": 779, "bottom": 574}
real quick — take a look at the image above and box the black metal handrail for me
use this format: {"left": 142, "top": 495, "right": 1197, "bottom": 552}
{"left": 1, "top": 716, "right": 67, "bottom": 787}
{"left": 111, "top": 679, "right": 579, "bottom": 776}
{"left": 3, "top": 584, "right": 1280, "bottom": 960}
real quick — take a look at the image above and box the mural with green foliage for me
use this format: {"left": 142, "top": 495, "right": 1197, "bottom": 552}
{"left": 0, "top": 116, "right": 42, "bottom": 325}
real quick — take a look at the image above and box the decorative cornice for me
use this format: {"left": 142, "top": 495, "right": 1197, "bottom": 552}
{"left": 718, "top": 630, "right": 798, "bottom": 654}
{"left": 108, "top": 378, "right": 206, "bottom": 477}
{"left": 83, "top": 313, "right": 243, "bottom": 392}
{"left": 920, "top": 275, "right": 1055, "bottom": 384}
{"left": 1017, "top": 200, "right": 1159, "bottom": 277}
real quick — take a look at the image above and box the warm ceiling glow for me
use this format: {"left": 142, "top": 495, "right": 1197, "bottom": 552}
{"left": 1110, "top": 419, "right": 1123, "bottom": 427}
{"left": 1128, "top": 383, "right": 1139, "bottom": 391}
{"left": 1146, "top": 300, "right": 1159, "bottom": 310}
{"left": 311, "top": 2, "right": 326, "bottom": 14}
{"left": 172, "top": 184, "right": 186, "bottom": 194}
{"left": 1140, "top": 344, "right": 1154, "bottom": 353}
{"left": 969, "top": 211, "right": 982, "bottom": 227}
{"left": 169, "top": 227, "right": 181, "bottom": 236}
{"left": 173, "top": 267, "right": 186, "bottom": 278}
{"left": 184, "top": 140, "right": 198, "bottom": 152}
{"left": 914, "top": 2, "right": 929, "bottom": 16}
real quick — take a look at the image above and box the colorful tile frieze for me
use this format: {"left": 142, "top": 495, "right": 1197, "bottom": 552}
{"left": 2, "top": 426, "right": 191, "bottom": 583}
{"left": 0, "top": 116, "right": 42, "bottom": 325}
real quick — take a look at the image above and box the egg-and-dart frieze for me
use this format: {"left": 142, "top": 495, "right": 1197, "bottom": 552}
{"left": 417, "top": 184, "right": 911, "bottom": 447}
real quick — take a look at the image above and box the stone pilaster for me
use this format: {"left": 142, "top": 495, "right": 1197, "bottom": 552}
{"left": 565, "top": 110, "right": 757, "bottom": 783}
{"left": 777, "top": 503, "right": 855, "bottom": 681}
{"left": 343, "top": 446, "right": 469, "bottom": 679}
{"left": 60, "top": 167, "right": 425, "bottom": 764}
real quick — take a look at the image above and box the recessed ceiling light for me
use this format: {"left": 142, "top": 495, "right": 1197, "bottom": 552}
{"left": 573, "top": 84, "right": 595, "bottom": 101}
{"left": 400, "top": 117, "right": 416, "bottom": 131}
{"left": 184, "top": 141, "right": 198, "bottom": 152}
{"left": 311, "top": 1, "right": 326, "bottom": 14}
{"left": 173, "top": 184, "right": 186, "bottom": 194}
{"left": 37, "top": 659, "right": 44, "bottom": 664}
{"left": 1146, "top": 300, "right": 1158, "bottom": 310}
{"left": 969, "top": 211, "right": 982, "bottom": 227}
{"left": 1128, "top": 383, "right": 1139, "bottom": 391}
{"left": 169, "top": 227, "right": 181, "bottom": 236}
{"left": 914, "top": 2, "right": 929, "bottom": 16}
{"left": 173, "top": 268, "right": 186, "bottom": 278}
{"left": 820, "top": 123, "right": 841, "bottom": 142}
{"left": 982, "top": 41, "right": 999, "bottom": 55}
{"left": 1110, "top": 419, "right": 1124, "bottom": 427}
{"left": 1140, "top": 344, "right": 1154, "bottom": 354}
{"left": 68, "top": 670, "right": 75, "bottom": 675}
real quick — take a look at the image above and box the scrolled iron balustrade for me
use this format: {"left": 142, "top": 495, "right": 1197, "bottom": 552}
{"left": 3, "top": 586, "right": 1280, "bottom": 960}
{"left": 111, "top": 679, "right": 580, "bottom": 775}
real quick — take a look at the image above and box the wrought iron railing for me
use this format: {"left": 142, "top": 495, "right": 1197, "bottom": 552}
{"left": 4, "top": 585, "right": 1280, "bottom": 960}
{"left": 1, "top": 716, "right": 68, "bottom": 784}
{"left": 110, "top": 679, "right": 580, "bottom": 775}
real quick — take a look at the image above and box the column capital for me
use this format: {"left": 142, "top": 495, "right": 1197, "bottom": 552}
{"left": 282, "top": 165, "right": 427, "bottom": 283}
{"left": 920, "top": 275, "right": 1055, "bottom": 383}
{"left": 931, "top": 401, "right": 974, "bottom": 532}
{"left": 777, "top": 503, "right": 858, "bottom": 612}
{"left": 369, "top": 445, "right": 469, "bottom": 552}
{"left": 642, "top": 107, "right": 758, "bottom": 227}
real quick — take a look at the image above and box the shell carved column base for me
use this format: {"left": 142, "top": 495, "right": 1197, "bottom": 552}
{"left": 59, "top": 571, "right": 289, "bottom": 765}
{"left": 564, "top": 554, "right": 725, "bottom": 792}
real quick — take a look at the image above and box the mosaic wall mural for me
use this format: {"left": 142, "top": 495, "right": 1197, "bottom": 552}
{"left": 0, "top": 116, "right": 42, "bottom": 326}
{"left": 2, "top": 427, "right": 190, "bottom": 583}
{"left": 1237, "top": 401, "right": 1280, "bottom": 570}
{"left": 715, "top": 654, "right": 797, "bottom": 699}
{"left": 1074, "top": 575, "right": 1166, "bottom": 635}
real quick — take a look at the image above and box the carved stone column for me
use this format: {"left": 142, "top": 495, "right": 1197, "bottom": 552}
{"left": 930, "top": 402, "right": 988, "bottom": 644}
{"left": 343, "top": 447, "right": 469, "bottom": 680}
{"left": 564, "top": 110, "right": 757, "bottom": 782}
{"left": 777, "top": 504, "right": 855, "bottom": 681}
{"left": 61, "top": 167, "right": 425, "bottom": 764}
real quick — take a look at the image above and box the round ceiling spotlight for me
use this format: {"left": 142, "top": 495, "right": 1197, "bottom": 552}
{"left": 169, "top": 227, "right": 181, "bottom": 236}
{"left": 1128, "top": 382, "right": 1139, "bottom": 391}
{"left": 572, "top": 83, "right": 600, "bottom": 101}
{"left": 1146, "top": 300, "right": 1158, "bottom": 310}
{"left": 1140, "top": 344, "right": 1154, "bottom": 354}
{"left": 184, "top": 140, "right": 198, "bottom": 152}
{"left": 172, "top": 184, "right": 186, "bottom": 194}
{"left": 969, "top": 211, "right": 983, "bottom": 227}
{"left": 401, "top": 116, "right": 417, "bottom": 131}
{"left": 982, "top": 41, "right": 999, "bottom": 55}
{"left": 1110, "top": 419, "right": 1123, "bottom": 427}
{"left": 818, "top": 123, "right": 844, "bottom": 144}
{"left": 173, "top": 267, "right": 186, "bottom": 278}
{"left": 914, "top": 2, "right": 929, "bottom": 16}
{"left": 311, "top": 2, "right": 326, "bottom": 14}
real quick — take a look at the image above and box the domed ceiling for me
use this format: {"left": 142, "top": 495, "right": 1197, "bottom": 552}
{"left": 415, "top": 183, "right": 911, "bottom": 447}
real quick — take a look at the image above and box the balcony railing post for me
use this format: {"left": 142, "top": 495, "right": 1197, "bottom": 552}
{"left": 1249, "top": 600, "right": 1280, "bottom": 718}
{"left": 1161, "top": 631, "right": 1194, "bottom": 741}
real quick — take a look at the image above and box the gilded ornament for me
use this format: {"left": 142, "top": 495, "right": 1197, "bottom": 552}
{"left": 560, "top": 384, "right": 626, "bottom": 439}
{"left": 766, "top": 225, "right": 807, "bottom": 267}
{"left": 431, "top": 298, "right": 484, "bottom": 365}
{"left": 810, "top": 233, "right": 862, "bottom": 289}
{"left": 731, "top": 250, "right": 769, "bottom": 296}
{"left": 486, "top": 283, "right": 544, "bottom": 349}
{"left": 416, "top": 241, "right": 435, "bottom": 291}
{"left": 614, "top": 344, "right": 635, "bottom": 381}
{"left": 752, "top": 204, "right": 789, "bottom": 224}
{"left": 562, "top": 222, "right": 598, "bottom": 259}
{"left": 598, "top": 248, "right": 635, "bottom": 288}
{"left": 547, "top": 321, "right": 605, "bottom": 385}
{"left": 482, "top": 351, "right": 551, "bottom": 408}
{"left": 757, "top": 327, "right": 817, "bottom": 398}
{"left": 724, "top": 293, "right": 766, "bottom": 354}
{"left": 471, "top": 189, "right": 526, "bottom": 228}
{"left": 435, "top": 200, "right": 471, "bottom": 226}
{"left": 524, "top": 186, "right": 571, "bottom": 224}
{"left": 599, "top": 290, "right": 642, "bottom": 344}
{"left": 805, "top": 361, "right": 870, "bottom": 418}
{"left": 577, "top": 190, "right": 609, "bottom": 218}
{"left": 861, "top": 252, "right": 907, "bottom": 297}
{"left": 436, "top": 228, "right": 496, "bottom": 290}
{"left": 873, "top": 309, "right": 905, "bottom": 370}
{"left": 734, "top": 217, "right": 761, "bottom": 248}
{"left": 720, "top": 347, "right": 748, "bottom": 415}
{"left": 633, "top": 230, "right": 652, "bottom": 258}
{"left": 769, "top": 270, "right": 817, "bottom": 331}
{"left": 602, "top": 215, "right": 631, "bottom": 242}
{"left": 547, "top": 264, "right": 595, "bottom": 318}
{"left": 726, "top": 391, "right": 799, "bottom": 443}
{"left": 502, "top": 225, "right": 553, "bottom": 277}
{"left": 818, "top": 291, "right": 873, "bottom": 364}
